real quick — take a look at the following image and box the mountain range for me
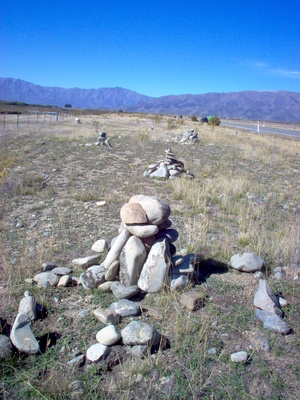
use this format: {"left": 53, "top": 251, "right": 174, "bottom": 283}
{"left": 1, "top": 77, "right": 300, "bottom": 122}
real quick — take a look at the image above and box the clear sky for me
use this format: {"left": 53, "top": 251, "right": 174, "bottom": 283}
{"left": 1, "top": 0, "right": 299, "bottom": 97}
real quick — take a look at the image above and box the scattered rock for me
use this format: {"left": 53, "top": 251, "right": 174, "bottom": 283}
{"left": 131, "top": 345, "right": 148, "bottom": 358}
{"left": 93, "top": 307, "right": 119, "bottom": 325}
{"left": 72, "top": 254, "right": 101, "bottom": 268}
{"left": 255, "top": 309, "right": 291, "bottom": 335}
{"left": 121, "top": 321, "right": 160, "bottom": 347}
{"left": 230, "top": 252, "right": 264, "bottom": 272}
{"left": 68, "top": 354, "right": 85, "bottom": 369}
{"left": 33, "top": 272, "right": 59, "bottom": 288}
{"left": 86, "top": 343, "right": 110, "bottom": 362}
{"left": 52, "top": 266, "right": 72, "bottom": 275}
{"left": 96, "top": 325, "right": 121, "bottom": 346}
{"left": 110, "top": 299, "right": 140, "bottom": 317}
{"left": 180, "top": 291, "right": 204, "bottom": 311}
{"left": 80, "top": 265, "right": 106, "bottom": 290}
{"left": 230, "top": 351, "right": 248, "bottom": 362}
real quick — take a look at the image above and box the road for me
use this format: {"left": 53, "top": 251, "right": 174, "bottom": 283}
{"left": 221, "top": 121, "right": 300, "bottom": 138}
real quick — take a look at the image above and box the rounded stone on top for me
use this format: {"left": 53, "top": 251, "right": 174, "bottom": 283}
{"left": 120, "top": 203, "right": 148, "bottom": 224}
{"left": 129, "top": 195, "right": 171, "bottom": 226}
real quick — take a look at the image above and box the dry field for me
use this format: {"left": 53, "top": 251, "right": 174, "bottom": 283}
{"left": 0, "top": 110, "right": 300, "bottom": 399}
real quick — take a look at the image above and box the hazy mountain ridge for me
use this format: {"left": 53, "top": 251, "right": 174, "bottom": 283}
{"left": 1, "top": 77, "right": 300, "bottom": 122}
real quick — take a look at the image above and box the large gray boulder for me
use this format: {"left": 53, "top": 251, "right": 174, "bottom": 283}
{"left": 119, "top": 236, "right": 147, "bottom": 286}
{"left": 138, "top": 238, "right": 171, "bottom": 293}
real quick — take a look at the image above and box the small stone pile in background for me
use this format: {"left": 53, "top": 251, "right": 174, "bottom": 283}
{"left": 143, "top": 149, "right": 195, "bottom": 180}
{"left": 170, "top": 129, "right": 199, "bottom": 145}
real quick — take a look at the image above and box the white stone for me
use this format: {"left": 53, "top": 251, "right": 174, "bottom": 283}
{"left": 231, "top": 351, "right": 248, "bottom": 362}
{"left": 91, "top": 239, "right": 107, "bottom": 253}
{"left": 96, "top": 325, "right": 121, "bottom": 346}
{"left": 86, "top": 343, "right": 110, "bottom": 362}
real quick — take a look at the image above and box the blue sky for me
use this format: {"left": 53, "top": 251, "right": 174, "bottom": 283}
{"left": 1, "top": 0, "right": 299, "bottom": 97}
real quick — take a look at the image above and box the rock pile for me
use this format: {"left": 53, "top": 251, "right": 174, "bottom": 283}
{"left": 143, "top": 149, "right": 195, "bottom": 180}
{"left": 177, "top": 129, "right": 199, "bottom": 144}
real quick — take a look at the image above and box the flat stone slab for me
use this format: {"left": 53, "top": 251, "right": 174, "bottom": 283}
{"left": 124, "top": 223, "right": 159, "bottom": 238}
{"left": 52, "top": 266, "right": 72, "bottom": 275}
{"left": 93, "top": 307, "right": 119, "bottom": 325}
{"left": 110, "top": 299, "right": 140, "bottom": 317}
{"left": 10, "top": 313, "right": 39, "bottom": 354}
{"left": 255, "top": 309, "right": 291, "bottom": 335}
{"left": 138, "top": 238, "right": 171, "bottom": 293}
{"left": 110, "top": 282, "right": 139, "bottom": 299}
{"left": 72, "top": 254, "right": 101, "bottom": 268}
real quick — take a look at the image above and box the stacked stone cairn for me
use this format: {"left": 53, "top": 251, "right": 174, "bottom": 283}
{"left": 143, "top": 149, "right": 194, "bottom": 180}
